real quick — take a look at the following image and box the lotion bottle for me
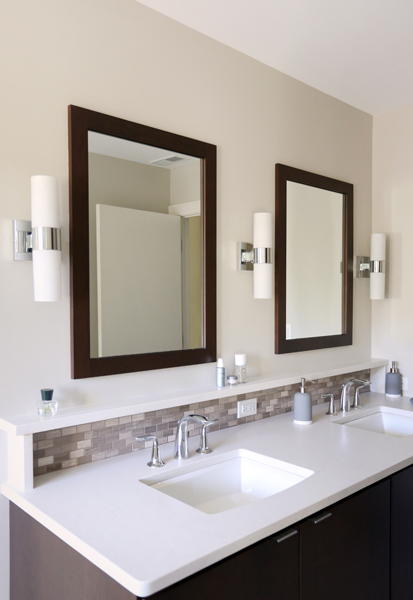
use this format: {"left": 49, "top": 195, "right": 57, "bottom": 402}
{"left": 216, "top": 358, "right": 225, "bottom": 388}
{"left": 294, "top": 378, "right": 313, "bottom": 424}
{"left": 385, "top": 361, "right": 402, "bottom": 398}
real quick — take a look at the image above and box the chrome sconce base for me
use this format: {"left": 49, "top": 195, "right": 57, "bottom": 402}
{"left": 237, "top": 242, "right": 272, "bottom": 271}
{"left": 13, "top": 220, "right": 32, "bottom": 261}
{"left": 356, "top": 256, "right": 386, "bottom": 278}
{"left": 356, "top": 233, "right": 386, "bottom": 300}
{"left": 13, "top": 220, "right": 62, "bottom": 262}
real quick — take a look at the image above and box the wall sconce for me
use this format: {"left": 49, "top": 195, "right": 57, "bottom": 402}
{"left": 356, "top": 233, "right": 386, "bottom": 300}
{"left": 237, "top": 212, "right": 273, "bottom": 299}
{"left": 13, "top": 176, "right": 61, "bottom": 301}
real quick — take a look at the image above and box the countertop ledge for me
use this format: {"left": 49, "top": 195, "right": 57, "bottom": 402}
{"left": 0, "top": 358, "right": 387, "bottom": 436}
{"left": 3, "top": 391, "right": 413, "bottom": 598}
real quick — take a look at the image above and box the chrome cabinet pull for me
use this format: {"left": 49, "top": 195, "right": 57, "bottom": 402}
{"left": 274, "top": 529, "right": 298, "bottom": 543}
{"left": 310, "top": 511, "right": 332, "bottom": 524}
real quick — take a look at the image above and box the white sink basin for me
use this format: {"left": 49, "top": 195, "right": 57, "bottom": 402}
{"left": 335, "top": 406, "right": 413, "bottom": 437}
{"left": 140, "top": 449, "right": 314, "bottom": 514}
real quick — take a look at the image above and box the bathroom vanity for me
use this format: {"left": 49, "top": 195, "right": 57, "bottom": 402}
{"left": 4, "top": 391, "right": 413, "bottom": 599}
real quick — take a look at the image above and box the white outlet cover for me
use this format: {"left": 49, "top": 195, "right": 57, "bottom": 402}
{"left": 237, "top": 397, "right": 257, "bottom": 418}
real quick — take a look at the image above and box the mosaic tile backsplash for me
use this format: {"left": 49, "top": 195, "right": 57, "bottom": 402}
{"left": 33, "top": 369, "right": 370, "bottom": 477}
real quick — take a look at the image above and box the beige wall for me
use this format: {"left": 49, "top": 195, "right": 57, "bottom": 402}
{"left": 372, "top": 105, "right": 413, "bottom": 392}
{"left": 0, "top": 0, "right": 373, "bottom": 596}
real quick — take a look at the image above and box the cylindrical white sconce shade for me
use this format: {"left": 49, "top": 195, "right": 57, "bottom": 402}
{"left": 370, "top": 233, "right": 386, "bottom": 300}
{"left": 31, "top": 176, "right": 61, "bottom": 301}
{"left": 253, "top": 212, "right": 273, "bottom": 299}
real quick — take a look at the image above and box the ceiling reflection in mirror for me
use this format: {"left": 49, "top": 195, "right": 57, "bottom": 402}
{"left": 88, "top": 132, "right": 203, "bottom": 358}
{"left": 286, "top": 181, "right": 343, "bottom": 340}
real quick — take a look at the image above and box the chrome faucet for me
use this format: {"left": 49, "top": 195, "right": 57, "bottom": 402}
{"left": 174, "top": 414, "right": 208, "bottom": 459}
{"left": 340, "top": 379, "right": 370, "bottom": 412}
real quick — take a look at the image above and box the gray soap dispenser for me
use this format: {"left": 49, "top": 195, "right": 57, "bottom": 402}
{"left": 294, "top": 378, "right": 313, "bottom": 424}
{"left": 385, "top": 361, "right": 402, "bottom": 398}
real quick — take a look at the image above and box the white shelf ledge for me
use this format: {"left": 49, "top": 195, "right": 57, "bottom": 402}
{"left": 0, "top": 358, "right": 388, "bottom": 437}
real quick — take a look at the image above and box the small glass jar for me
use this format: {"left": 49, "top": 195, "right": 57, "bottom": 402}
{"left": 235, "top": 353, "right": 247, "bottom": 384}
{"left": 227, "top": 375, "right": 238, "bottom": 386}
{"left": 37, "top": 388, "right": 58, "bottom": 417}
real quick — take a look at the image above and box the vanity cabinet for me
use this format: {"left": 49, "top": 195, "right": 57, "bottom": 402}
{"left": 391, "top": 464, "right": 413, "bottom": 599}
{"left": 300, "top": 479, "right": 390, "bottom": 600}
{"left": 12, "top": 471, "right": 413, "bottom": 600}
{"left": 10, "top": 502, "right": 299, "bottom": 600}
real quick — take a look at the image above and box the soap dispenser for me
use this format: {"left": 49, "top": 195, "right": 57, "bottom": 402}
{"left": 294, "top": 378, "right": 314, "bottom": 424}
{"left": 385, "top": 361, "right": 402, "bottom": 398}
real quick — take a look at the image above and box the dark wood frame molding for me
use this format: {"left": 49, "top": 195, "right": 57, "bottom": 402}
{"left": 274, "top": 164, "right": 353, "bottom": 354}
{"left": 69, "top": 105, "right": 216, "bottom": 379}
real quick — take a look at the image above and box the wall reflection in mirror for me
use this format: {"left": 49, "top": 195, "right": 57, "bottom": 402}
{"left": 88, "top": 132, "right": 203, "bottom": 358}
{"left": 286, "top": 181, "right": 343, "bottom": 340}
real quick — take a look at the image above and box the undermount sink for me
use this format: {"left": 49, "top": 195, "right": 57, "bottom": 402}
{"left": 140, "top": 449, "right": 314, "bottom": 514}
{"left": 335, "top": 406, "right": 413, "bottom": 437}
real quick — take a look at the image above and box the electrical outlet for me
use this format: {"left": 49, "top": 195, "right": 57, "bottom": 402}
{"left": 402, "top": 377, "right": 409, "bottom": 392}
{"left": 237, "top": 397, "right": 257, "bottom": 418}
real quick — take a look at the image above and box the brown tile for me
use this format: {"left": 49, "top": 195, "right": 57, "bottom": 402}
{"left": 37, "top": 439, "right": 54, "bottom": 450}
{"left": 61, "top": 442, "right": 77, "bottom": 454}
{"left": 77, "top": 423, "right": 92, "bottom": 433}
{"left": 61, "top": 426, "right": 78, "bottom": 436}
{"left": 77, "top": 439, "right": 92, "bottom": 450}
{"left": 38, "top": 456, "right": 54, "bottom": 467}
{"left": 45, "top": 430, "right": 62, "bottom": 440}
{"left": 92, "top": 452, "right": 106, "bottom": 462}
{"left": 70, "top": 449, "right": 85, "bottom": 459}
{"left": 62, "top": 459, "right": 78, "bottom": 469}
{"left": 119, "top": 416, "right": 132, "bottom": 425}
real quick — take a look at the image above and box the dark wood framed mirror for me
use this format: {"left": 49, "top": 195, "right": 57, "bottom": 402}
{"left": 69, "top": 105, "right": 216, "bottom": 379}
{"left": 275, "top": 164, "right": 353, "bottom": 354}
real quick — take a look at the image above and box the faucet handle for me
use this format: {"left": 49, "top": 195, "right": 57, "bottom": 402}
{"left": 322, "top": 393, "right": 337, "bottom": 416}
{"left": 136, "top": 435, "right": 165, "bottom": 468}
{"left": 353, "top": 381, "right": 372, "bottom": 409}
{"left": 196, "top": 419, "right": 219, "bottom": 454}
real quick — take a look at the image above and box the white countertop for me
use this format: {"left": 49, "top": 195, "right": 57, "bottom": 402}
{"left": 3, "top": 391, "right": 411, "bottom": 598}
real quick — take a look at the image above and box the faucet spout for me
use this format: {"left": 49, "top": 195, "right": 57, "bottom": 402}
{"left": 174, "top": 414, "right": 208, "bottom": 460}
{"left": 340, "top": 379, "right": 355, "bottom": 413}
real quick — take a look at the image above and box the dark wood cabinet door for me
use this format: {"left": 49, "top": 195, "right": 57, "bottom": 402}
{"left": 391, "top": 464, "right": 413, "bottom": 599}
{"left": 148, "top": 527, "right": 299, "bottom": 600}
{"left": 10, "top": 503, "right": 135, "bottom": 600}
{"left": 300, "top": 479, "right": 390, "bottom": 600}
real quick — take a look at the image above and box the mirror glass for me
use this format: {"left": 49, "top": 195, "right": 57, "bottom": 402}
{"left": 69, "top": 105, "right": 216, "bottom": 379}
{"left": 286, "top": 181, "right": 343, "bottom": 339}
{"left": 275, "top": 164, "right": 353, "bottom": 354}
{"left": 88, "top": 132, "right": 203, "bottom": 358}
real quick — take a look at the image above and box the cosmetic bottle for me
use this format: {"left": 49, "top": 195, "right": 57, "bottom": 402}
{"left": 293, "top": 378, "right": 313, "bottom": 424}
{"left": 385, "top": 361, "right": 402, "bottom": 398}
{"left": 216, "top": 358, "right": 225, "bottom": 388}
{"left": 37, "top": 388, "right": 58, "bottom": 417}
{"left": 235, "top": 353, "right": 247, "bottom": 384}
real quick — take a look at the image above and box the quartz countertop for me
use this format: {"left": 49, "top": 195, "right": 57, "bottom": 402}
{"left": 3, "top": 391, "right": 413, "bottom": 598}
